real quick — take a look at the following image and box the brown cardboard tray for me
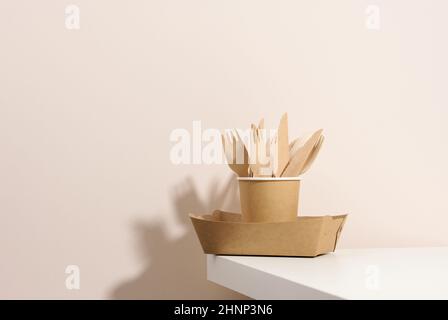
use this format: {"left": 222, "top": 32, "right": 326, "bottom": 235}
{"left": 190, "top": 210, "right": 347, "bottom": 257}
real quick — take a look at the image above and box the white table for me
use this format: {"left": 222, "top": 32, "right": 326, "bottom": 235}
{"left": 207, "top": 247, "right": 448, "bottom": 299}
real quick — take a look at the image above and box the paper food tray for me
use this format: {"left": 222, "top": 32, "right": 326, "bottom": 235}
{"left": 190, "top": 210, "right": 347, "bottom": 257}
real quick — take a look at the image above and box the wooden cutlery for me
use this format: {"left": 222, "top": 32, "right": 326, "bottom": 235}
{"left": 275, "top": 113, "right": 289, "bottom": 177}
{"left": 281, "top": 129, "right": 323, "bottom": 177}
{"left": 301, "top": 135, "right": 324, "bottom": 175}
{"left": 222, "top": 113, "right": 324, "bottom": 177}
{"left": 221, "top": 130, "right": 249, "bottom": 177}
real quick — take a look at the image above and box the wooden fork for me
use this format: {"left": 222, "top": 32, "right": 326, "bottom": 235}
{"left": 221, "top": 130, "right": 249, "bottom": 177}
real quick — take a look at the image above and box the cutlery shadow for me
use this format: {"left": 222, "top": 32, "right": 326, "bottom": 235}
{"left": 109, "top": 175, "right": 247, "bottom": 299}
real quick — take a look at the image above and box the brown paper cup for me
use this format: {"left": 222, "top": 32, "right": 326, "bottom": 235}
{"left": 238, "top": 177, "right": 301, "bottom": 223}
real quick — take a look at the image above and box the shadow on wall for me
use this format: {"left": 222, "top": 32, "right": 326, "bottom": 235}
{"left": 110, "top": 175, "right": 247, "bottom": 299}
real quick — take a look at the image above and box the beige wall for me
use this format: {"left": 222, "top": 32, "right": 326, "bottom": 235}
{"left": 1, "top": 1, "right": 447, "bottom": 299}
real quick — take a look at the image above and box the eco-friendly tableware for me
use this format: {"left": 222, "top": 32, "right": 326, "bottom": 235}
{"left": 238, "top": 177, "right": 301, "bottom": 222}
{"left": 256, "top": 126, "right": 273, "bottom": 177}
{"left": 247, "top": 124, "right": 271, "bottom": 177}
{"left": 289, "top": 136, "right": 307, "bottom": 157}
{"left": 231, "top": 128, "right": 251, "bottom": 176}
{"left": 301, "top": 135, "right": 324, "bottom": 175}
{"left": 221, "top": 131, "right": 249, "bottom": 177}
{"left": 281, "top": 129, "right": 323, "bottom": 177}
{"left": 190, "top": 210, "right": 347, "bottom": 257}
{"left": 222, "top": 114, "right": 323, "bottom": 177}
{"left": 275, "top": 113, "right": 289, "bottom": 177}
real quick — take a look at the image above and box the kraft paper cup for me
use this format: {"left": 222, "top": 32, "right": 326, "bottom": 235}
{"left": 238, "top": 177, "right": 301, "bottom": 223}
